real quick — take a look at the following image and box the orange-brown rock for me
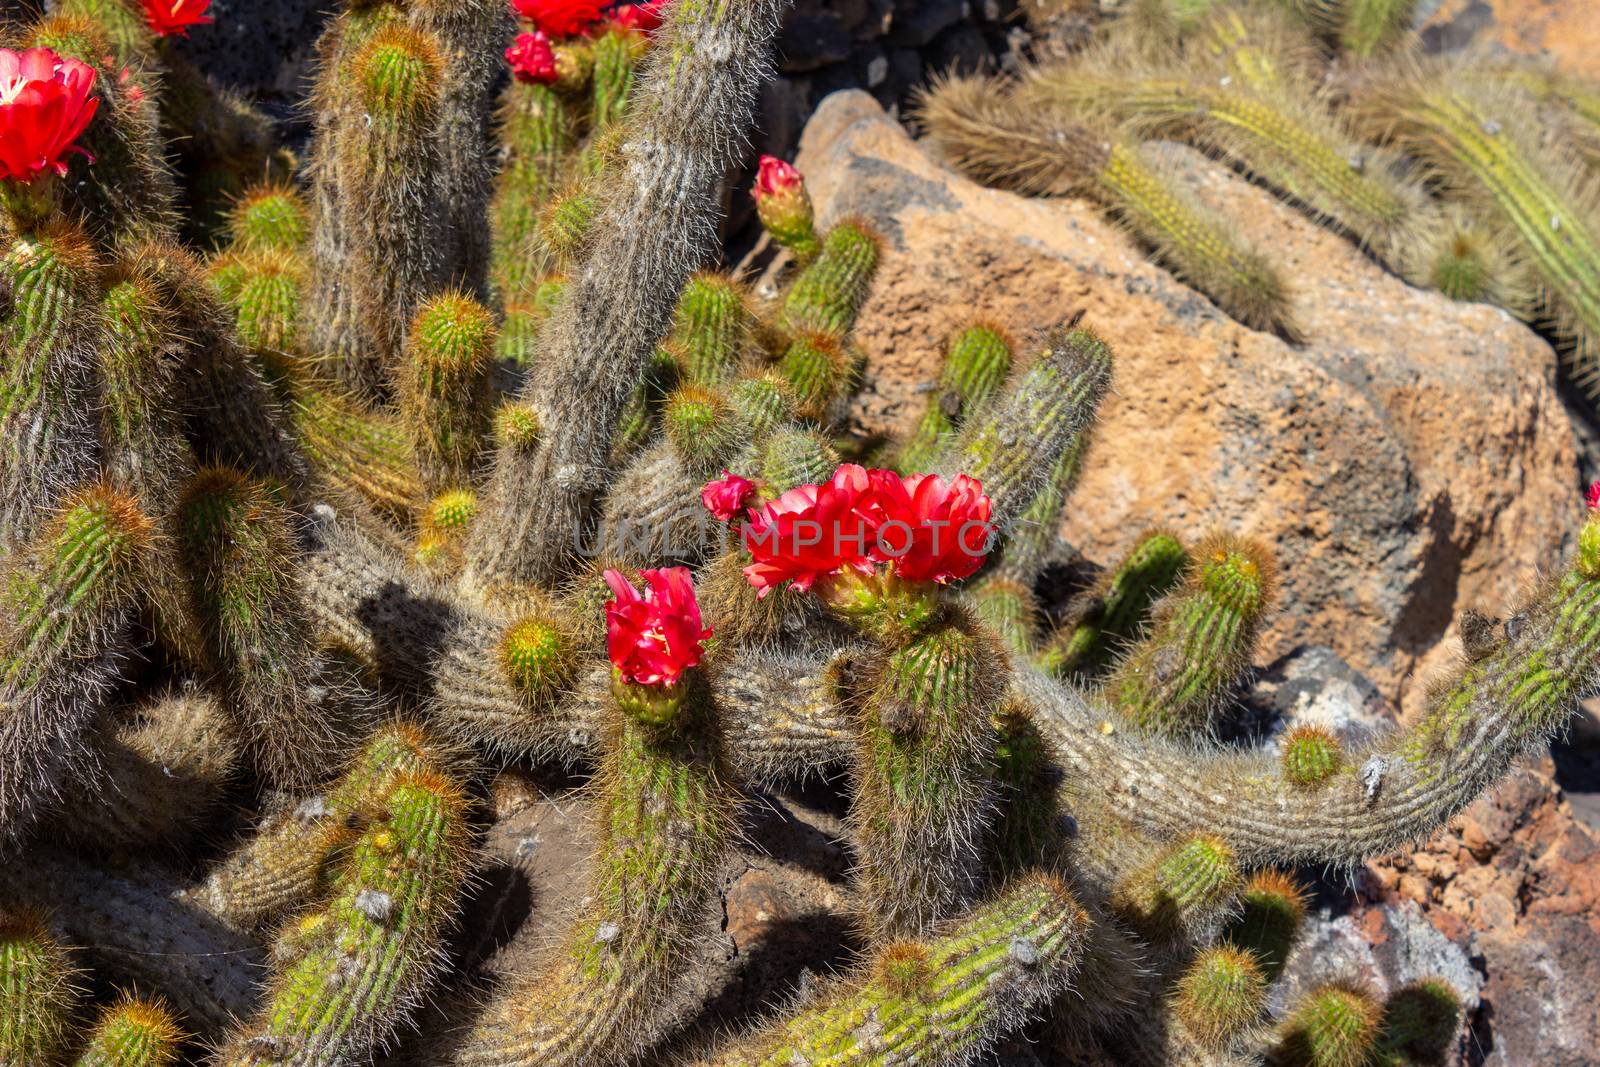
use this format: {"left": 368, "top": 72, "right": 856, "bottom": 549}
{"left": 1421, "top": 0, "right": 1600, "bottom": 81}
{"left": 791, "top": 89, "right": 1580, "bottom": 710}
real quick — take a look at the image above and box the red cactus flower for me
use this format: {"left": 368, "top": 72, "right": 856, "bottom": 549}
{"left": 0, "top": 48, "right": 99, "bottom": 184}
{"left": 610, "top": 0, "right": 670, "bottom": 33}
{"left": 870, "top": 470, "right": 993, "bottom": 584}
{"left": 604, "top": 567, "right": 712, "bottom": 687}
{"left": 1588, "top": 480, "right": 1600, "bottom": 511}
{"left": 512, "top": 0, "right": 605, "bottom": 38}
{"left": 701, "top": 470, "right": 757, "bottom": 523}
{"left": 742, "top": 464, "right": 887, "bottom": 598}
{"left": 505, "top": 31, "right": 558, "bottom": 84}
{"left": 754, "top": 154, "right": 804, "bottom": 200}
{"left": 139, "top": 0, "right": 214, "bottom": 37}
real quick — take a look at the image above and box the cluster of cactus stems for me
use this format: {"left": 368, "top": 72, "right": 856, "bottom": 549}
{"left": 920, "top": 0, "right": 1600, "bottom": 382}
{"left": 0, "top": 0, "right": 1596, "bottom": 1064}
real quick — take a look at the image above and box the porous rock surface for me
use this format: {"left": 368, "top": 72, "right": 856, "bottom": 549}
{"left": 790, "top": 88, "right": 1580, "bottom": 712}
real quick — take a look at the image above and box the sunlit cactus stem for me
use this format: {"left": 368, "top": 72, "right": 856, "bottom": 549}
{"left": 73, "top": 994, "right": 185, "bottom": 1067}
{"left": 0, "top": 910, "right": 78, "bottom": 1067}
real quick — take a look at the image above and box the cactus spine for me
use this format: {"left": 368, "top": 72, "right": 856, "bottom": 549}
{"left": 1043, "top": 529, "right": 1189, "bottom": 678}
{"left": 898, "top": 323, "right": 1013, "bottom": 473}
{"left": 73, "top": 994, "right": 184, "bottom": 1067}
{"left": 0, "top": 911, "right": 77, "bottom": 1067}
{"left": 400, "top": 292, "right": 497, "bottom": 493}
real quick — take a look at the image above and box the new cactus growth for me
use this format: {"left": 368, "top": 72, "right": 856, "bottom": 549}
{"left": 0, "top": 1, "right": 1592, "bottom": 1063}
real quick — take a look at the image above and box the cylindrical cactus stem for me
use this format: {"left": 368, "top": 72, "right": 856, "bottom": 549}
{"left": 73, "top": 993, "right": 185, "bottom": 1067}
{"left": 0, "top": 223, "right": 102, "bottom": 553}
{"left": 275, "top": 365, "right": 426, "bottom": 519}
{"left": 897, "top": 322, "right": 1014, "bottom": 473}
{"left": 216, "top": 769, "right": 472, "bottom": 1067}
{"left": 1377, "top": 979, "right": 1462, "bottom": 1064}
{"left": 23, "top": 16, "right": 178, "bottom": 245}
{"left": 400, "top": 292, "right": 497, "bottom": 494}
{"left": 416, "top": 488, "right": 480, "bottom": 576}
{"left": 727, "top": 372, "right": 798, "bottom": 437}
{"left": 0, "top": 910, "right": 78, "bottom": 1067}
{"left": 760, "top": 426, "right": 841, "bottom": 491}
{"left": 463, "top": 0, "right": 791, "bottom": 590}
{"left": 946, "top": 324, "right": 1113, "bottom": 538}
{"left": 699, "top": 873, "right": 1090, "bottom": 1067}
{"left": 852, "top": 606, "right": 1007, "bottom": 936}
{"left": 51, "top": 0, "right": 157, "bottom": 62}
{"left": 990, "top": 420, "right": 1093, "bottom": 593}
{"left": 491, "top": 83, "right": 576, "bottom": 298}
{"left": 663, "top": 385, "right": 738, "bottom": 473}
{"left": 917, "top": 78, "right": 1299, "bottom": 338}
{"left": 590, "top": 25, "right": 645, "bottom": 131}
{"left": 451, "top": 674, "right": 739, "bottom": 1067}
{"left": 228, "top": 183, "right": 311, "bottom": 254}
{"left": 55, "top": 686, "right": 239, "bottom": 857}
{"left": 1358, "top": 73, "right": 1600, "bottom": 386}
{"left": 1274, "top": 984, "right": 1383, "bottom": 1067}
{"left": 1113, "top": 833, "right": 1242, "bottom": 944}
{"left": 176, "top": 467, "right": 356, "bottom": 788}
{"left": 777, "top": 330, "right": 851, "bottom": 421}
{"left": 195, "top": 722, "right": 448, "bottom": 931}
{"left": 0, "top": 486, "right": 150, "bottom": 843}
{"left": 989, "top": 702, "right": 1063, "bottom": 874}
{"left": 1335, "top": 0, "right": 1416, "bottom": 56}
{"left": 409, "top": 0, "right": 512, "bottom": 302}
{"left": 595, "top": 443, "right": 712, "bottom": 564}
{"left": 611, "top": 348, "right": 679, "bottom": 465}
{"left": 669, "top": 272, "right": 753, "bottom": 389}
{"left": 540, "top": 188, "right": 600, "bottom": 269}
{"left": 216, "top": 250, "right": 305, "bottom": 355}
{"left": 497, "top": 276, "right": 569, "bottom": 372}
{"left": 1042, "top": 529, "right": 1189, "bottom": 679}
{"left": 779, "top": 219, "right": 881, "bottom": 338}
{"left": 99, "top": 265, "right": 187, "bottom": 518}
{"left": 305, "top": 11, "right": 448, "bottom": 403}
{"left": 1104, "top": 533, "right": 1276, "bottom": 738}
{"left": 1222, "top": 869, "right": 1306, "bottom": 980}
{"left": 970, "top": 574, "right": 1038, "bottom": 656}
{"left": 1417, "top": 208, "right": 1535, "bottom": 312}
{"left": 1173, "top": 946, "right": 1268, "bottom": 1049}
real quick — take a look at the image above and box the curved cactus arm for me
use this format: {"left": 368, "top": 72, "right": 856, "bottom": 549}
{"left": 1041, "top": 529, "right": 1189, "bottom": 680}
{"left": 465, "top": 0, "right": 792, "bottom": 590}
{"left": 699, "top": 873, "right": 1090, "bottom": 1067}
{"left": 1016, "top": 507, "right": 1600, "bottom": 865}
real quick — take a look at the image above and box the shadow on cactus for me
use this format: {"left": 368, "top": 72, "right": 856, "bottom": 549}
{"left": 0, "top": 0, "right": 1590, "bottom": 1064}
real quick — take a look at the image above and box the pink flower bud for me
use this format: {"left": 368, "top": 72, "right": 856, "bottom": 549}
{"left": 505, "top": 31, "right": 559, "bottom": 85}
{"left": 700, "top": 471, "right": 758, "bottom": 523}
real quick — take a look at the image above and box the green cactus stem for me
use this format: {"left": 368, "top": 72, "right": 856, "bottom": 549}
{"left": 228, "top": 183, "right": 312, "bottom": 254}
{"left": 669, "top": 272, "right": 753, "bottom": 388}
{"left": 1105, "top": 534, "right": 1275, "bottom": 737}
{"left": 1173, "top": 945, "right": 1268, "bottom": 1048}
{"left": 73, "top": 994, "right": 185, "bottom": 1067}
{"left": 590, "top": 26, "right": 646, "bottom": 133}
{"left": 0, "top": 486, "right": 151, "bottom": 843}
{"left": 780, "top": 220, "right": 881, "bottom": 339}
{"left": 1275, "top": 984, "right": 1383, "bottom": 1067}
{"left": 0, "top": 910, "right": 78, "bottom": 1067}
{"left": 700, "top": 874, "right": 1090, "bottom": 1067}
{"left": 898, "top": 323, "right": 1014, "bottom": 474}
{"left": 853, "top": 608, "right": 1008, "bottom": 935}
{"left": 1042, "top": 529, "right": 1189, "bottom": 679}
{"left": 491, "top": 83, "right": 576, "bottom": 298}
{"left": 400, "top": 292, "right": 496, "bottom": 493}
{"left": 217, "top": 769, "right": 472, "bottom": 1066}
{"left": 1113, "top": 833, "right": 1242, "bottom": 940}
{"left": 451, "top": 673, "right": 739, "bottom": 1066}
{"left": 1223, "top": 869, "right": 1307, "bottom": 980}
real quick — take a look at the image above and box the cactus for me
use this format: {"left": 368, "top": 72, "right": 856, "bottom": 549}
{"left": 0, "top": 2, "right": 1591, "bottom": 1064}
{"left": 74, "top": 994, "right": 185, "bottom": 1067}
{"left": 0, "top": 910, "right": 79, "bottom": 1066}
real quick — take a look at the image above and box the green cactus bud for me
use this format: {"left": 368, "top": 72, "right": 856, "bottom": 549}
{"left": 1043, "top": 529, "right": 1189, "bottom": 679}
{"left": 1276, "top": 984, "right": 1383, "bottom": 1067}
{"left": 727, "top": 372, "right": 797, "bottom": 437}
{"left": 663, "top": 385, "right": 735, "bottom": 471}
{"left": 1108, "top": 533, "right": 1276, "bottom": 737}
{"left": 401, "top": 292, "right": 496, "bottom": 493}
{"left": 218, "top": 769, "right": 472, "bottom": 1066}
{"left": 1223, "top": 868, "right": 1307, "bottom": 979}
{"left": 98, "top": 266, "right": 187, "bottom": 516}
{"left": 416, "top": 489, "right": 479, "bottom": 574}
{"left": 777, "top": 330, "right": 849, "bottom": 420}
{"left": 225, "top": 251, "right": 304, "bottom": 353}
{"left": 500, "top": 615, "right": 578, "bottom": 701}
{"left": 1281, "top": 724, "right": 1344, "bottom": 787}
{"left": 178, "top": 467, "right": 353, "bottom": 788}
{"left": 760, "top": 427, "right": 840, "bottom": 491}
{"left": 453, "top": 681, "right": 737, "bottom": 1066}
{"left": 229, "top": 184, "right": 312, "bottom": 253}
{"left": 703, "top": 874, "right": 1089, "bottom": 1067}
{"left": 356, "top": 25, "right": 444, "bottom": 131}
{"left": 1173, "top": 946, "right": 1267, "bottom": 1047}
{"left": 1115, "top": 833, "right": 1241, "bottom": 938}
{"left": 1, "top": 485, "right": 151, "bottom": 842}
{"left": 954, "top": 325, "right": 1113, "bottom": 532}
{"left": 1377, "top": 979, "right": 1462, "bottom": 1063}
{"left": 898, "top": 323, "right": 1014, "bottom": 473}
{"left": 0, "top": 910, "right": 78, "bottom": 1067}
{"left": 854, "top": 611, "right": 1007, "bottom": 935}
{"left": 73, "top": 993, "right": 185, "bottom": 1067}
{"left": 0, "top": 224, "right": 102, "bottom": 553}
{"left": 543, "top": 190, "right": 599, "bottom": 268}
{"left": 781, "top": 220, "right": 881, "bottom": 338}
{"left": 494, "top": 402, "right": 543, "bottom": 452}
{"left": 670, "top": 273, "right": 752, "bottom": 388}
